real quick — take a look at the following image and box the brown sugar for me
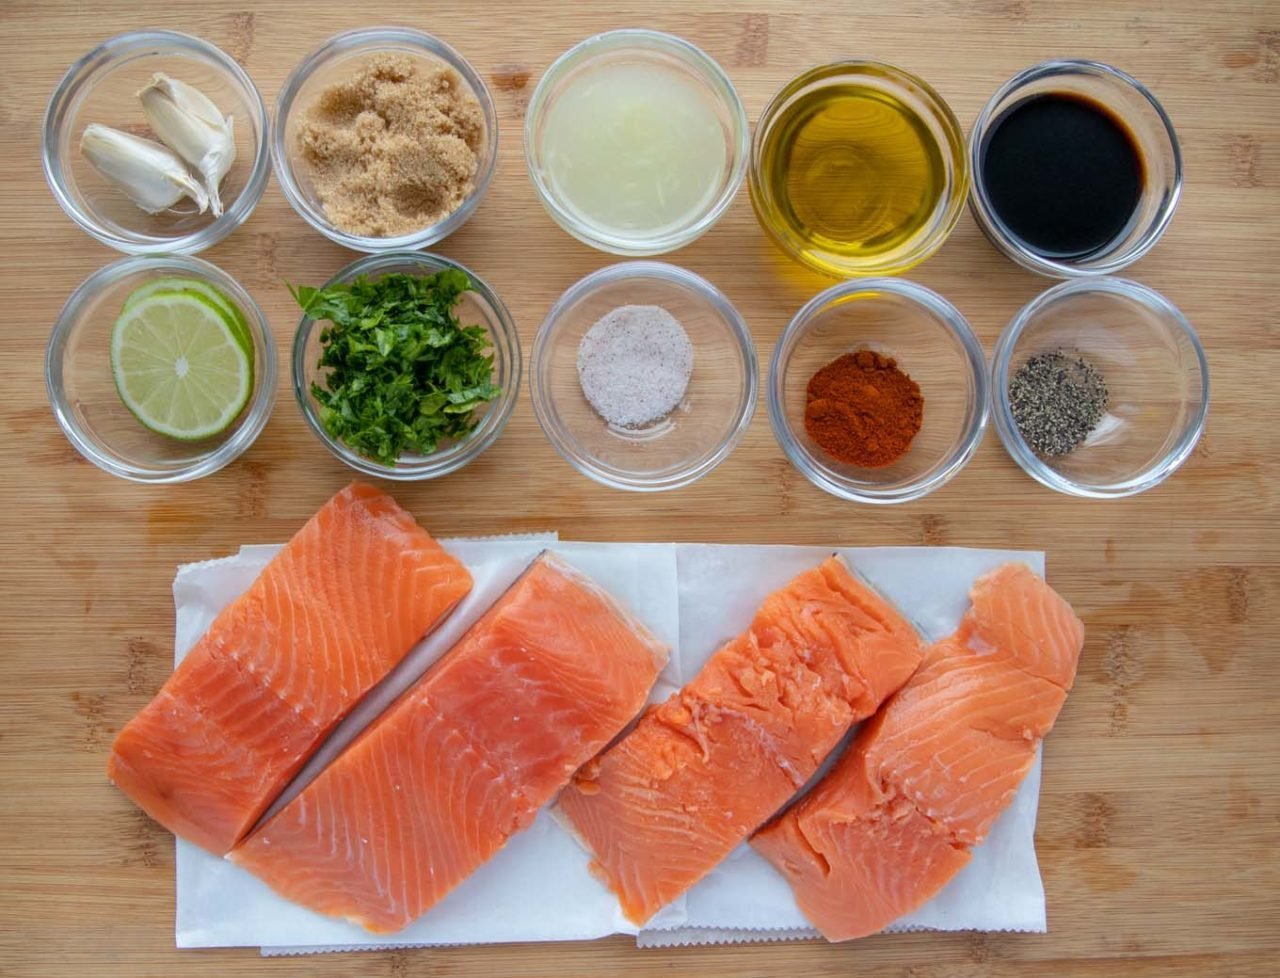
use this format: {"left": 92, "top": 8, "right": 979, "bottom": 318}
{"left": 298, "top": 54, "right": 484, "bottom": 237}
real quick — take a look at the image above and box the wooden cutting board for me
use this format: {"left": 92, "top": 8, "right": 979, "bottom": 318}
{"left": 2, "top": 1, "right": 1276, "bottom": 975}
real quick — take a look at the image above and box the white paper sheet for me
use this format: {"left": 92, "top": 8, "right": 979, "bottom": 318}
{"left": 167, "top": 543, "right": 1049, "bottom": 953}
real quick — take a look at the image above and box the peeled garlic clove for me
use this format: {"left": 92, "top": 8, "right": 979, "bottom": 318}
{"left": 138, "top": 73, "right": 236, "bottom": 217}
{"left": 79, "top": 123, "right": 209, "bottom": 214}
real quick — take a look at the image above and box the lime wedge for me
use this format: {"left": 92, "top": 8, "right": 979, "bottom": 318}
{"left": 111, "top": 291, "right": 254, "bottom": 441}
{"left": 124, "top": 277, "right": 254, "bottom": 366}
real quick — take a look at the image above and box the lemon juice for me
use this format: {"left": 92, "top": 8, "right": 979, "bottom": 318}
{"left": 540, "top": 62, "right": 727, "bottom": 238}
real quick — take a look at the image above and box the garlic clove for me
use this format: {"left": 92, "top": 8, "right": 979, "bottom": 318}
{"left": 79, "top": 123, "right": 209, "bottom": 214}
{"left": 137, "top": 73, "right": 236, "bottom": 217}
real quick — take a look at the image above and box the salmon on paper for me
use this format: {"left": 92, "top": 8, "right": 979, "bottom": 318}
{"left": 557, "top": 556, "right": 925, "bottom": 925}
{"left": 108, "top": 483, "right": 473, "bottom": 855}
{"left": 231, "top": 552, "right": 668, "bottom": 934}
{"left": 752, "top": 563, "right": 1084, "bottom": 941}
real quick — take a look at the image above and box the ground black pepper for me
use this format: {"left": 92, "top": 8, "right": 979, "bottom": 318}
{"left": 1008, "top": 350, "right": 1109, "bottom": 456}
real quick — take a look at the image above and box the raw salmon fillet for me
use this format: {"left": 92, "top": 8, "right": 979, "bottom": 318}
{"left": 751, "top": 562, "right": 1084, "bottom": 941}
{"left": 107, "top": 483, "right": 472, "bottom": 856}
{"left": 230, "top": 552, "right": 668, "bottom": 934}
{"left": 556, "top": 556, "right": 924, "bottom": 925}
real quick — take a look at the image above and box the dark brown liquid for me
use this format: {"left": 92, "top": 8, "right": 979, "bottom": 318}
{"left": 980, "top": 94, "right": 1144, "bottom": 259}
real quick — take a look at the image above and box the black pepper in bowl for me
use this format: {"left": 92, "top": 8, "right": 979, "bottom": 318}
{"left": 1008, "top": 350, "right": 1109, "bottom": 456}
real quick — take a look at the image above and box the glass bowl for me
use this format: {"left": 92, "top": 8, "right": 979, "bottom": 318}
{"left": 969, "top": 60, "right": 1182, "bottom": 278}
{"left": 46, "top": 255, "right": 277, "bottom": 482}
{"left": 769, "top": 279, "right": 987, "bottom": 503}
{"left": 991, "top": 278, "right": 1207, "bottom": 497}
{"left": 272, "top": 28, "right": 498, "bottom": 253}
{"left": 42, "top": 30, "right": 270, "bottom": 255}
{"left": 525, "top": 30, "right": 749, "bottom": 256}
{"left": 293, "top": 252, "right": 520, "bottom": 479}
{"left": 531, "top": 262, "right": 756, "bottom": 491}
{"left": 749, "top": 61, "right": 968, "bottom": 278}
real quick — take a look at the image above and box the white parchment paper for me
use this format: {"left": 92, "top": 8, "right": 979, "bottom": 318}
{"left": 166, "top": 543, "right": 1048, "bottom": 953}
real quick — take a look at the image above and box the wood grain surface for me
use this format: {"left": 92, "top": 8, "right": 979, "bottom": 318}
{"left": 2, "top": 1, "right": 1277, "bottom": 975}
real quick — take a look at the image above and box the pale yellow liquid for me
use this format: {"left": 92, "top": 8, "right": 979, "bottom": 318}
{"left": 540, "top": 63, "right": 728, "bottom": 237}
{"left": 757, "top": 85, "right": 945, "bottom": 270}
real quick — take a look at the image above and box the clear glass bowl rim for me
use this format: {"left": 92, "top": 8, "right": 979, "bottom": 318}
{"left": 748, "top": 59, "right": 971, "bottom": 278}
{"left": 41, "top": 29, "right": 271, "bottom": 256}
{"left": 45, "top": 253, "right": 279, "bottom": 483}
{"left": 292, "top": 251, "right": 522, "bottom": 480}
{"left": 271, "top": 26, "right": 499, "bottom": 253}
{"left": 967, "top": 59, "right": 1184, "bottom": 279}
{"left": 990, "top": 276, "right": 1209, "bottom": 498}
{"left": 530, "top": 260, "right": 758, "bottom": 491}
{"left": 769, "top": 277, "right": 989, "bottom": 504}
{"left": 523, "top": 28, "right": 750, "bottom": 257}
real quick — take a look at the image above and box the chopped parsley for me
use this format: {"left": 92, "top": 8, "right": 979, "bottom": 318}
{"left": 291, "top": 270, "right": 501, "bottom": 467}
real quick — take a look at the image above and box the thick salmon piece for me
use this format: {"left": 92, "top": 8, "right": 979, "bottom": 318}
{"left": 108, "top": 483, "right": 472, "bottom": 855}
{"left": 230, "top": 553, "right": 667, "bottom": 934}
{"left": 557, "top": 557, "right": 924, "bottom": 925}
{"left": 752, "top": 563, "right": 1084, "bottom": 942}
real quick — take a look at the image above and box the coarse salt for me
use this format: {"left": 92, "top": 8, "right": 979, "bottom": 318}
{"left": 576, "top": 305, "right": 694, "bottom": 429}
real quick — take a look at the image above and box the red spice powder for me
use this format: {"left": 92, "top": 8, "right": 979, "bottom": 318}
{"left": 803, "top": 350, "right": 924, "bottom": 468}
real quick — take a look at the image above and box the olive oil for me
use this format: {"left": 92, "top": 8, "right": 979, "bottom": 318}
{"left": 756, "top": 85, "right": 946, "bottom": 269}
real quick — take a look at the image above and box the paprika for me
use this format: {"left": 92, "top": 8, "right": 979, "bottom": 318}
{"left": 804, "top": 350, "right": 923, "bottom": 467}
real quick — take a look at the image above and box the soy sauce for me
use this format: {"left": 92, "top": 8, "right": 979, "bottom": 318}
{"left": 980, "top": 94, "right": 1144, "bottom": 259}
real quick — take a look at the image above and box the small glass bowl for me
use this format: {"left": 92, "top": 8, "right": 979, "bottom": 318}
{"left": 273, "top": 28, "right": 498, "bottom": 252}
{"left": 770, "top": 279, "right": 987, "bottom": 503}
{"left": 294, "top": 252, "right": 520, "bottom": 479}
{"left": 46, "top": 255, "right": 277, "bottom": 482}
{"left": 992, "top": 278, "right": 1207, "bottom": 497}
{"left": 531, "top": 262, "right": 756, "bottom": 491}
{"left": 969, "top": 60, "right": 1182, "bottom": 278}
{"left": 749, "top": 61, "right": 969, "bottom": 278}
{"left": 42, "top": 30, "right": 270, "bottom": 255}
{"left": 525, "top": 30, "right": 749, "bottom": 256}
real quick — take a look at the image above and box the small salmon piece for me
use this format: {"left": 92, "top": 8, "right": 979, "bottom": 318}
{"left": 107, "top": 484, "right": 473, "bottom": 855}
{"left": 960, "top": 562, "right": 1084, "bottom": 690}
{"left": 752, "top": 562, "right": 1084, "bottom": 942}
{"left": 230, "top": 553, "right": 667, "bottom": 934}
{"left": 557, "top": 556, "right": 924, "bottom": 925}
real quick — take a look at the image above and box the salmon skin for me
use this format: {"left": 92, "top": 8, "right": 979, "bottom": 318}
{"left": 230, "top": 552, "right": 668, "bottom": 934}
{"left": 751, "top": 562, "right": 1085, "bottom": 942}
{"left": 556, "top": 556, "right": 924, "bottom": 926}
{"left": 107, "top": 483, "right": 473, "bottom": 856}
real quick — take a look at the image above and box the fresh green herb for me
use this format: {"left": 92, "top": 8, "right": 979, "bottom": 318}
{"left": 290, "top": 270, "right": 501, "bottom": 466}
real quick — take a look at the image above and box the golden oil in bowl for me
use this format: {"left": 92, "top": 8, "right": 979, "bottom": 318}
{"left": 750, "top": 62, "right": 968, "bottom": 277}
{"left": 764, "top": 87, "right": 944, "bottom": 256}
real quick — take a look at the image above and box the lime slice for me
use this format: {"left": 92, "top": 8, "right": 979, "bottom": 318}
{"left": 124, "top": 277, "right": 254, "bottom": 365}
{"left": 111, "top": 292, "right": 254, "bottom": 441}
